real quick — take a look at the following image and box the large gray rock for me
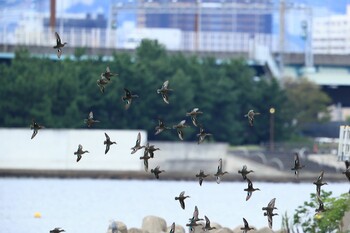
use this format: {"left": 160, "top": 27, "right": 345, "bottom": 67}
{"left": 274, "top": 230, "right": 286, "bottom": 233}
{"left": 191, "top": 224, "right": 205, "bottom": 233}
{"left": 215, "top": 227, "right": 234, "bottom": 233}
{"left": 211, "top": 222, "right": 222, "bottom": 230}
{"left": 166, "top": 224, "right": 185, "bottom": 233}
{"left": 256, "top": 227, "right": 274, "bottom": 233}
{"left": 341, "top": 211, "right": 350, "bottom": 231}
{"left": 129, "top": 228, "right": 148, "bottom": 233}
{"left": 142, "top": 215, "right": 167, "bottom": 233}
{"left": 107, "top": 221, "right": 128, "bottom": 233}
{"left": 192, "top": 221, "right": 220, "bottom": 232}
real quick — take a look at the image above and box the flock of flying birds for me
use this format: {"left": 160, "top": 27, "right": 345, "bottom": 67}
{"left": 27, "top": 32, "right": 350, "bottom": 233}
{"left": 172, "top": 160, "right": 278, "bottom": 233}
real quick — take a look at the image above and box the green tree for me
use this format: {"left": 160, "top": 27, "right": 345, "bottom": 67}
{"left": 293, "top": 190, "right": 350, "bottom": 233}
{"left": 283, "top": 77, "right": 331, "bottom": 133}
{"left": 0, "top": 42, "right": 295, "bottom": 144}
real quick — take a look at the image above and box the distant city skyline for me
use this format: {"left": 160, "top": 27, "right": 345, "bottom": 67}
{"left": 1, "top": 0, "right": 350, "bottom": 52}
{"left": 2, "top": 0, "right": 350, "bottom": 25}
{"left": 2, "top": 0, "right": 350, "bottom": 20}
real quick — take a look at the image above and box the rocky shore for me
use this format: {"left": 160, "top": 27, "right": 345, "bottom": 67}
{"left": 106, "top": 216, "right": 279, "bottom": 233}
{"left": 107, "top": 214, "right": 350, "bottom": 233}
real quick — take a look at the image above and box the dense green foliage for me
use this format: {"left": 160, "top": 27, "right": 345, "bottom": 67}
{"left": 283, "top": 77, "right": 332, "bottom": 132}
{"left": 292, "top": 191, "right": 350, "bottom": 233}
{"left": 0, "top": 40, "right": 330, "bottom": 144}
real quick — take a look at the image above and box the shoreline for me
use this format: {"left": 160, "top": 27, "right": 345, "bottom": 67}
{"left": 0, "top": 168, "right": 347, "bottom": 183}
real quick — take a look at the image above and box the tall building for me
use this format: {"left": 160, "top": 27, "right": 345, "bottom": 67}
{"left": 136, "top": 0, "right": 273, "bottom": 33}
{"left": 313, "top": 5, "right": 350, "bottom": 54}
{"left": 113, "top": 0, "right": 275, "bottom": 52}
{"left": 43, "top": 13, "right": 107, "bottom": 30}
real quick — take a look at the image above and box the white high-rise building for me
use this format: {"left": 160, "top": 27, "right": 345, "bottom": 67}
{"left": 313, "top": 5, "right": 350, "bottom": 54}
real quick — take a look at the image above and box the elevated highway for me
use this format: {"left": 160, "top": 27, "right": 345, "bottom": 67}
{"left": 2, "top": 44, "right": 350, "bottom": 66}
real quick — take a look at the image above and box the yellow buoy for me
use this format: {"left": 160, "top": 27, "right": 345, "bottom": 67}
{"left": 34, "top": 212, "right": 42, "bottom": 218}
{"left": 314, "top": 213, "right": 323, "bottom": 220}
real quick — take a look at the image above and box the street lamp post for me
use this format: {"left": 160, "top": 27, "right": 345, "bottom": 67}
{"left": 270, "top": 107, "right": 275, "bottom": 152}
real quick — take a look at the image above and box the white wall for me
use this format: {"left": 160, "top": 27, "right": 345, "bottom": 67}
{"left": 146, "top": 141, "right": 229, "bottom": 172}
{"left": 0, "top": 128, "right": 147, "bottom": 171}
{"left": 0, "top": 128, "right": 231, "bottom": 173}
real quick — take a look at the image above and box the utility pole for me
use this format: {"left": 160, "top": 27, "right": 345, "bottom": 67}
{"left": 300, "top": 9, "right": 315, "bottom": 74}
{"left": 194, "top": 0, "right": 201, "bottom": 52}
{"left": 301, "top": 20, "right": 313, "bottom": 68}
{"left": 279, "top": 0, "right": 285, "bottom": 78}
{"left": 109, "top": 3, "right": 118, "bottom": 48}
{"left": 50, "top": 0, "right": 56, "bottom": 32}
{"left": 269, "top": 107, "right": 275, "bottom": 152}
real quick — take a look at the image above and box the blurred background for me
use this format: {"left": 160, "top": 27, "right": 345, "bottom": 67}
{"left": 0, "top": 0, "right": 349, "bottom": 176}
{"left": 0, "top": 0, "right": 350, "bottom": 233}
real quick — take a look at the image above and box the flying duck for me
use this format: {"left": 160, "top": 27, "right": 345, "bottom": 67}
{"left": 315, "top": 195, "right": 326, "bottom": 214}
{"left": 240, "top": 218, "right": 254, "bottom": 233}
{"left": 172, "top": 120, "right": 190, "bottom": 140}
{"left": 74, "top": 144, "right": 89, "bottom": 162}
{"left": 187, "top": 206, "right": 202, "bottom": 229}
{"left": 104, "top": 133, "right": 117, "bottom": 154}
{"left": 244, "top": 110, "right": 260, "bottom": 127}
{"left": 151, "top": 165, "right": 165, "bottom": 179}
{"left": 53, "top": 32, "right": 67, "bottom": 59}
{"left": 122, "top": 88, "right": 139, "bottom": 110}
{"left": 169, "top": 222, "right": 175, "bottom": 233}
{"left": 214, "top": 158, "right": 228, "bottom": 184}
{"left": 195, "top": 169, "right": 210, "bottom": 186}
{"left": 84, "top": 111, "right": 100, "bottom": 128}
{"left": 50, "top": 227, "right": 65, "bottom": 233}
{"left": 157, "top": 80, "right": 173, "bottom": 104}
{"left": 175, "top": 191, "right": 190, "bottom": 210}
{"left": 291, "top": 152, "right": 305, "bottom": 177}
{"left": 101, "top": 66, "right": 116, "bottom": 81}
{"left": 197, "top": 126, "right": 212, "bottom": 144}
{"left": 97, "top": 76, "right": 109, "bottom": 93}
{"left": 313, "top": 170, "right": 328, "bottom": 197}
{"left": 202, "top": 216, "right": 216, "bottom": 231}
{"left": 131, "top": 132, "right": 145, "bottom": 154}
{"left": 155, "top": 118, "right": 171, "bottom": 135}
{"left": 186, "top": 108, "right": 203, "bottom": 127}
{"left": 139, "top": 153, "right": 151, "bottom": 172}
{"left": 189, "top": 206, "right": 204, "bottom": 222}
{"left": 30, "top": 119, "right": 44, "bottom": 139}
{"left": 244, "top": 178, "right": 260, "bottom": 201}
{"left": 262, "top": 198, "right": 278, "bottom": 229}
{"left": 342, "top": 160, "right": 350, "bottom": 181}
{"left": 144, "top": 142, "right": 160, "bottom": 158}
{"left": 238, "top": 165, "right": 254, "bottom": 180}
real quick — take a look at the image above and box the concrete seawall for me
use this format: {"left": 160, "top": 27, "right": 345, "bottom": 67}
{"left": 0, "top": 128, "right": 347, "bottom": 182}
{"left": 0, "top": 168, "right": 346, "bottom": 183}
{"left": 0, "top": 128, "right": 147, "bottom": 171}
{"left": 0, "top": 128, "right": 228, "bottom": 175}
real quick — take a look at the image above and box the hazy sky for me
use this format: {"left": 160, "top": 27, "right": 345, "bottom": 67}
{"left": 55, "top": 0, "right": 350, "bottom": 15}
{"left": 1, "top": 0, "right": 349, "bottom": 51}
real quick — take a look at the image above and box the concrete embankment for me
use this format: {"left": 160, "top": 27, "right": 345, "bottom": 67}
{"left": 0, "top": 128, "right": 347, "bottom": 182}
{"left": 0, "top": 168, "right": 346, "bottom": 183}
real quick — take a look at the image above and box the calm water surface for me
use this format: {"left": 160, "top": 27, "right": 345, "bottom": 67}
{"left": 0, "top": 178, "right": 348, "bottom": 233}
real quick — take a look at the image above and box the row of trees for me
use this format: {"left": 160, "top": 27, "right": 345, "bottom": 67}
{"left": 0, "top": 40, "right": 331, "bottom": 144}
